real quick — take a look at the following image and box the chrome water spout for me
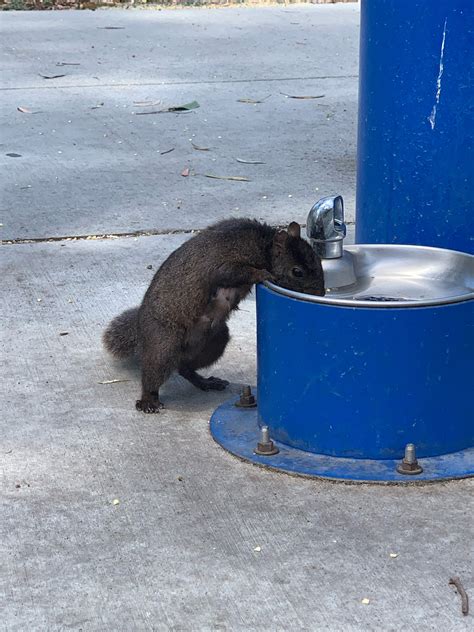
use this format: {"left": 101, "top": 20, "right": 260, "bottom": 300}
{"left": 307, "top": 195, "right": 356, "bottom": 289}
{"left": 306, "top": 195, "right": 346, "bottom": 259}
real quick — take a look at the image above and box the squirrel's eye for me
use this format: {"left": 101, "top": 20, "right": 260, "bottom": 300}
{"left": 292, "top": 267, "right": 304, "bottom": 278}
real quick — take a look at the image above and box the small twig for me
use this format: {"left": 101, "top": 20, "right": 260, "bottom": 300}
{"left": 98, "top": 379, "right": 131, "bottom": 385}
{"left": 449, "top": 576, "right": 469, "bottom": 616}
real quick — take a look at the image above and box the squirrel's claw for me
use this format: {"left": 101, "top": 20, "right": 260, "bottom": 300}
{"left": 136, "top": 398, "right": 164, "bottom": 414}
{"left": 199, "top": 376, "right": 229, "bottom": 391}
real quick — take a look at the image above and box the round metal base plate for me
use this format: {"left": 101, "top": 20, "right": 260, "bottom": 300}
{"left": 210, "top": 397, "right": 474, "bottom": 483}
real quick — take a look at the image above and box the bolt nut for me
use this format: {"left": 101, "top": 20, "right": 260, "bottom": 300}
{"left": 397, "top": 460, "right": 423, "bottom": 475}
{"left": 235, "top": 385, "right": 257, "bottom": 408}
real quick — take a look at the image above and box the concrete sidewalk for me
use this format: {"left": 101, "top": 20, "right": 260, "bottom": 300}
{"left": 1, "top": 5, "right": 472, "bottom": 632}
{"left": 1, "top": 4, "right": 358, "bottom": 240}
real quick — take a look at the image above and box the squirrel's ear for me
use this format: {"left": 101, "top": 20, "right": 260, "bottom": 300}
{"left": 287, "top": 222, "right": 301, "bottom": 238}
{"left": 273, "top": 230, "right": 288, "bottom": 253}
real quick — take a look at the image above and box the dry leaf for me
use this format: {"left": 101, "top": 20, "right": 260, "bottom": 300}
{"left": 39, "top": 73, "right": 66, "bottom": 80}
{"left": 135, "top": 101, "right": 200, "bottom": 115}
{"left": 181, "top": 168, "right": 190, "bottom": 177}
{"left": 98, "top": 26, "right": 125, "bottom": 30}
{"left": 389, "top": 553, "right": 399, "bottom": 558}
{"left": 237, "top": 95, "right": 271, "bottom": 104}
{"left": 281, "top": 92, "right": 325, "bottom": 99}
{"left": 204, "top": 174, "right": 250, "bottom": 182}
{"left": 191, "top": 142, "right": 210, "bottom": 151}
{"left": 168, "top": 100, "right": 200, "bottom": 111}
{"left": 56, "top": 62, "right": 80, "bottom": 67}
{"left": 91, "top": 102, "right": 104, "bottom": 110}
{"left": 98, "top": 378, "right": 131, "bottom": 385}
{"left": 160, "top": 147, "right": 175, "bottom": 155}
{"left": 235, "top": 158, "right": 265, "bottom": 165}
{"left": 6, "top": 153, "right": 22, "bottom": 158}
{"left": 59, "top": 332, "right": 69, "bottom": 336}
{"left": 17, "top": 107, "right": 33, "bottom": 114}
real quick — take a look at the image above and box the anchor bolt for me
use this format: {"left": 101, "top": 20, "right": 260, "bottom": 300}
{"left": 254, "top": 425, "right": 279, "bottom": 456}
{"left": 396, "top": 443, "right": 423, "bottom": 475}
{"left": 235, "top": 385, "right": 257, "bottom": 408}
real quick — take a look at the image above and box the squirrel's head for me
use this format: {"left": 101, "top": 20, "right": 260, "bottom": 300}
{"left": 271, "top": 222, "right": 325, "bottom": 296}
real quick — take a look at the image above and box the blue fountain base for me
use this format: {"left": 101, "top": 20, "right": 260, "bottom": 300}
{"left": 210, "top": 396, "right": 474, "bottom": 483}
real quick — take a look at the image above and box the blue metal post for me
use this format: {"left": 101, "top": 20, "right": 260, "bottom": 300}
{"left": 356, "top": 0, "right": 474, "bottom": 253}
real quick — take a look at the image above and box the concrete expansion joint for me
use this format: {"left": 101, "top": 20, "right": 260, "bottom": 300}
{"left": 0, "top": 74, "right": 359, "bottom": 93}
{"left": 2, "top": 223, "right": 355, "bottom": 246}
{"left": 1, "top": 228, "right": 198, "bottom": 245}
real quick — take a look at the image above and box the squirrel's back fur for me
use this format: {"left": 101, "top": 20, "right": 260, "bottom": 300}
{"left": 102, "top": 219, "right": 275, "bottom": 359}
{"left": 143, "top": 218, "right": 276, "bottom": 327}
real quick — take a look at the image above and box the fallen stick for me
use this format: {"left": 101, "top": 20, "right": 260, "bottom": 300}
{"left": 449, "top": 576, "right": 469, "bottom": 616}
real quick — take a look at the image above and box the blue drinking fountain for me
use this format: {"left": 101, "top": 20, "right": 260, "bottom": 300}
{"left": 210, "top": 0, "right": 474, "bottom": 482}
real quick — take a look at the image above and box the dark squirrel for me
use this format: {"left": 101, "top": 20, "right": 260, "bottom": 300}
{"left": 103, "top": 218, "right": 324, "bottom": 413}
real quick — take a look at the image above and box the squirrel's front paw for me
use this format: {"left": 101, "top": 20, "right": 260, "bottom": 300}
{"left": 254, "top": 269, "right": 274, "bottom": 284}
{"left": 136, "top": 398, "right": 164, "bottom": 414}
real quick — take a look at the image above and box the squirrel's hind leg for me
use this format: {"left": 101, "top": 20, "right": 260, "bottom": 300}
{"left": 136, "top": 324, "right": 182, "bottom": 413}
{"left": 179, "top": 323, "right": 230, "bottom": 391}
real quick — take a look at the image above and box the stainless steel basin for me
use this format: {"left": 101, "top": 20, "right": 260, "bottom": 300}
{"left": 267, "top": 244, "right": 474, "bottom": 308}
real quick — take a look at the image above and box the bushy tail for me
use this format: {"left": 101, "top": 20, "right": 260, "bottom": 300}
{"left": 103, "top": 307, "right": 139, "bottom": 359}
